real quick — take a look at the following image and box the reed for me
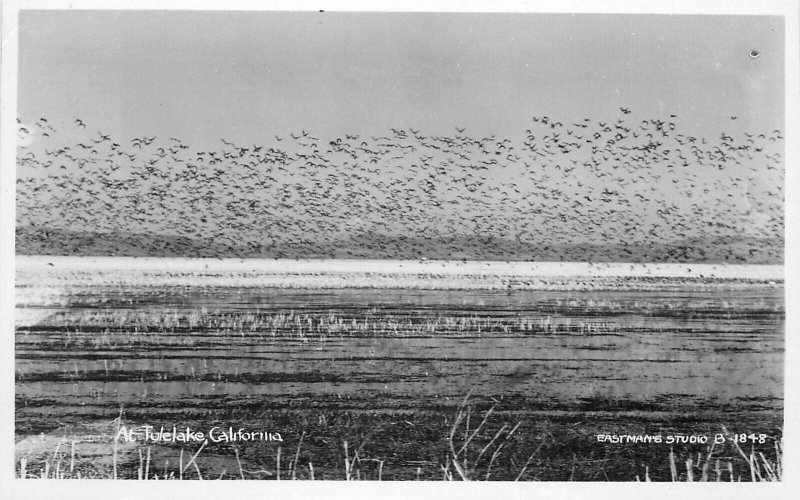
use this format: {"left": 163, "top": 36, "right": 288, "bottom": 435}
{"left": 446, "top": 390, "right": 526, "bottom": 481}
{"left": 39, "top": 307, "right": 629, "bottom": 340}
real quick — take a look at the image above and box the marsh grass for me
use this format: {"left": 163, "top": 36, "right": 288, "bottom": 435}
{"left": 37, "top": 307, "right": 623, "bottom": 340}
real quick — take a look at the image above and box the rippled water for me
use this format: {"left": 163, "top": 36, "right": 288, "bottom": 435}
{"left": 17, "top": 286, "right": 784, "bottom": 411}
{"left": 14, "top": 283, "right": 784, "bottom": 480}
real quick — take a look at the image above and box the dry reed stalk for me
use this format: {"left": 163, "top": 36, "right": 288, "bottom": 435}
{"left": 276, "top": 446, "right": 281, "bottom": 481}
{"left": 291, "top": 431, "right": 306, "bottom": 480}
{"left": 180, "top": 440, "right": 208, "bottom": 476}
{"left": 344, "top": 440, "right": 350, "bottom": 480}
{"left": 235, "top": 448, "right": 245, "bottom": 480}
{"left": 514, "top": 438, "right": 545, "bottom": 481}
{"left": 484, "top": 422, "right": 522, "bottom": 480}
{"left": 193, "top": 461, "right": 203, "bottom": 480}
{"left": 669, "top": 448, "right": 677, "bottom": 481}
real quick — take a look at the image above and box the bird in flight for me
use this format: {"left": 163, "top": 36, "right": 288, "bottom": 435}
{"left": 14, "top": 110, "right": 785, "bottom": 264}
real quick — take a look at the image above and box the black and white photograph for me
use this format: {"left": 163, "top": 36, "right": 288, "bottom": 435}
{"left": 2, "top": 0, "right": 797, "bottom": 497}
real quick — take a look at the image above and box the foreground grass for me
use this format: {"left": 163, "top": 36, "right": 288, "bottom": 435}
{"left": 636, "top": 439, "right": 783, "bottom": 482}
{"left": 16, "top": 398, "right": 782, "bottom": 482}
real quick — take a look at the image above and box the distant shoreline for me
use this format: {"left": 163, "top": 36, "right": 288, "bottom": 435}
{"left": 16, "top": 255, "right": 784, "bottom": 281}
{"left": 15, "top": 255, "right": 783, "bottom": 326}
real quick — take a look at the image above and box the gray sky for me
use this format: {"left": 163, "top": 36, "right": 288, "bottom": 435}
{"left": 18, "top": 11, "right": 783, "bottom": 146}
{"left": 13, "top": 10, "right": 786, "bottom": 259}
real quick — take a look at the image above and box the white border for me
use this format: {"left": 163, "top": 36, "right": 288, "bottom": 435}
{"left": 1, "top": 1, "right": 797, "bottom": 499}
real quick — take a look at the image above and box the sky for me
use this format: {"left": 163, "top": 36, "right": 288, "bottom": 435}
{"left": 10, "top": 9, "right": 788, "bottom": 260}
{"left": 17, "top": 11, "right": 783, "bottom": 147}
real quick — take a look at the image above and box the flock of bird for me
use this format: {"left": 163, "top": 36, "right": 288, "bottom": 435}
{"left": 15, "top": 110, "right": 784, "bottom": 263}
